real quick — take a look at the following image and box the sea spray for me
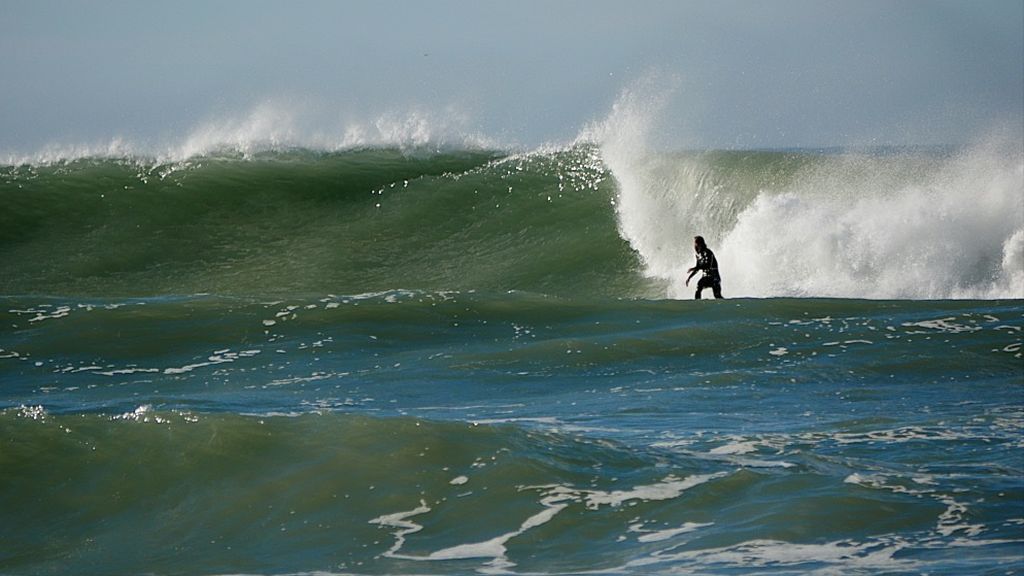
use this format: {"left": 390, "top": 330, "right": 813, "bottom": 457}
{"left": 719, "top": 138, "right": 1024, "bottom": 299}
{"left": 582, "top": 75, "right": 707, "bottom": 293}
{"left": 2, "top": 102, "right": 504, "bottom": 166}
{"left": 588, "top": 81, "right": 1024, "bottom": 299}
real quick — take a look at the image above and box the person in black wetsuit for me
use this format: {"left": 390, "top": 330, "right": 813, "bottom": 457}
{"left": 685, "top": 235, "right": 723, "bottom": 299}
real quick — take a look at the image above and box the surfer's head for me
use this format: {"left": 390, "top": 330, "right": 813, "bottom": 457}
{"left": 694, "top": 235, "right": 706, "bottom": 250}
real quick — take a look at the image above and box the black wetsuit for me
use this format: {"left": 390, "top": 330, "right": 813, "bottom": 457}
{"left": 694, "top": 248, "right": 723, "bottom": 299}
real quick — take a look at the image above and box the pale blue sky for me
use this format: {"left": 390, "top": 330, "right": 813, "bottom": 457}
{"left": 1, "top": 0, "right": 1021, "bottom": 152}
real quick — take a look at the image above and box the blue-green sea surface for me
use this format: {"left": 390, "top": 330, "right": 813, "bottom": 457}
{"left": 1, "top": 144, "right": 1022, "bottom": 575}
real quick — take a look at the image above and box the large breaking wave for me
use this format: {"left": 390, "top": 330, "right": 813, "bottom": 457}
{"left": 2, "top": 87, "right": 1021, "bottom": 300}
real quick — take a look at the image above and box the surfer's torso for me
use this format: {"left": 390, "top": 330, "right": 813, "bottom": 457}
{"left": 696, "top": 248, "right": 720, "bottom": 281}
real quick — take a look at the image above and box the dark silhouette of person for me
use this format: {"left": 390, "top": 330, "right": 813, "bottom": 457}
{"left": 685, "top": 235, "right": 723, "bottom": 299}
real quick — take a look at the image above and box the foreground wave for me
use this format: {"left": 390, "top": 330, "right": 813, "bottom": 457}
{"left": 1, "top": 291, "right": 1022, "bottom": 574}
{"left": 2, "top": 403, "right": 1021, "bottom": 575}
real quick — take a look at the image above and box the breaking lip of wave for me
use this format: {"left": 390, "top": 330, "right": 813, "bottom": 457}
{"left": 0, "top": 102, "right": 513, "bottom": 166}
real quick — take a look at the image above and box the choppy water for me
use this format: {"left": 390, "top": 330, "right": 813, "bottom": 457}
{"left": 1, "top": 111, "right": 1022, "bottom": 574}
{"left": 2, "top": 291, "right": 1022, "bottom": 575}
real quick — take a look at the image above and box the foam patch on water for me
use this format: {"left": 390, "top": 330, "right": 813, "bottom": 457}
{"left": 368, "top": 500, "right": 432, "bottom": 558}
{"left": 708, "top": 440, "right": 760, "bottom": 455}
{"left": 371, "top": 473, "right": 723, "bottom": 571}
{"left": 8, "top": 302, "right": 142, "bottom": 325}
{"left": 163, "top": 349, "right": 261, "bottom": 375}
{"left": 422, "top": 497, "right": 569, "bottom": 567}
{"left": 582, "top": 473, "right": 725, "bottom": 509}
{"left": 653, "top": 434, "right": 796, "bottom": 469}
{"left": 631, "top": 521, "right": 714, "bottom": 543}
{"left": 828, "top": 425, "right": 984, "bottom": 445}
{"left": 902, "top": 317, "right": 985, "bottom": 334}
{"left": 626, "top": 537, "right": 917, "bottom": 574}
{"left": 375, "top": 490, "right": 573, "bottom": 573}
{"left": 844, "top": 470, "right": 993, "bottom": 541}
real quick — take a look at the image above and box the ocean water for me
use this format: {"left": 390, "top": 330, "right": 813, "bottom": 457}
{"left": 1, "top": 108, "right": 1023, "bottom": 575}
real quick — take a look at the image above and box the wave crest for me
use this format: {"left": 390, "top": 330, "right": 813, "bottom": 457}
{"left": 2, "top": 102, "right": 505, "bottom": 166}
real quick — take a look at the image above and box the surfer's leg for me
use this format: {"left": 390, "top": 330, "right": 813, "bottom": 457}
{"left": 713, "top": 282, "right": 723, "bottom": 299}
{"left": 696, "top": 277, "right": 710, "bottom": 300}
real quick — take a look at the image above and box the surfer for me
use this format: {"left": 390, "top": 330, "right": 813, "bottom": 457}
{"left": 685, "top": 236, "right": 723, "bottom": 299}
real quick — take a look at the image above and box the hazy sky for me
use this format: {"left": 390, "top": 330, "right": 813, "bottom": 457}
{"left": 1, "top": 0, "right": 1021, "bottom": 152}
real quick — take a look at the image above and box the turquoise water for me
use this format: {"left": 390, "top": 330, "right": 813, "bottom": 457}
{"left": 1, "top": 144, "right": 1022, "bottom": 575}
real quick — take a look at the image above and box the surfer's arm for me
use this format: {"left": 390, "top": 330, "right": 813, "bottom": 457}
{"left": 685, "top": 266, "right": 699, "bottom": 286}
{"left": 686, "top": 252, "right": 709, "bottom": 286}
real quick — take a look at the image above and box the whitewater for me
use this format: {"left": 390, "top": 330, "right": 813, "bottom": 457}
{"left": 1, "top": 88, "right": 1022, "bottom": 576}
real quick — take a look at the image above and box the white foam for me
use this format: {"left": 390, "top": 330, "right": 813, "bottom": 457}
{"left": 588, "top": 78, "right": 1024, "bottom": 300}
{"left": 3, "top": 102, "right": 505, "bottom": 166}
{"left": 27, "top": 306, "right": 73, "bottom": 323}
{"left": 582, "top": 74, "right": 700, "bottom": 288}
{"left": 709, "top": 441, "right": 759, "bottom": 455}
{"left": 937, "top": 496, "right": 985, "bottom": 538}
{"left": 378, "top": 491, "right": 572, "bottom": 572}
{"left": 844, "top": 470, "right": 997, "bottom": 541}
{"left": 368, "top": 500, "right": 431, "bottom": 558}
{"left": 96, "top": 367, "right": 160, "bottom": 377}
{"left": 656, "top": 435, "right": 795, "bottom": 468}
{"left": 633, "top": 522, "right": 713, "bottom": 543}
{"left": 424, "top": 501, "right": 568, "bottom": 562}
{"left": 370, "top": 474, "right": 720, "bottom": 568}
{"left": 163, "top": 349, "right": 261, "bottom": 375}
{"left": 831, "top": 426, "right": 976, "bottom": 445}
{"left": 584, "top": 473, "right": 724, "bottom": 510}
{"left": 627, "top": 537, "right": 915, "bottom": 573}
{"left": 725, "top": 151, "right": 1023, "bottom": 299}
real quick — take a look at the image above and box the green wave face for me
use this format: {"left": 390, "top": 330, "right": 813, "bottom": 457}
{"left": 0, "top": 147, "right": 648, "bottom": 298}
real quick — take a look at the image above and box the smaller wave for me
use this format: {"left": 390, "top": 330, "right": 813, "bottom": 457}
{"left": 0, "top": 409, "right": 721, "bottom": 574}
{"left": 5, "top": 407, "right": 1017, "bottom": 575}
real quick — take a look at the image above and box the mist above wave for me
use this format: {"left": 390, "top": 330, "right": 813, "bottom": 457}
{"left": 1, "top": 102, "right": 507, "bottom": 166}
